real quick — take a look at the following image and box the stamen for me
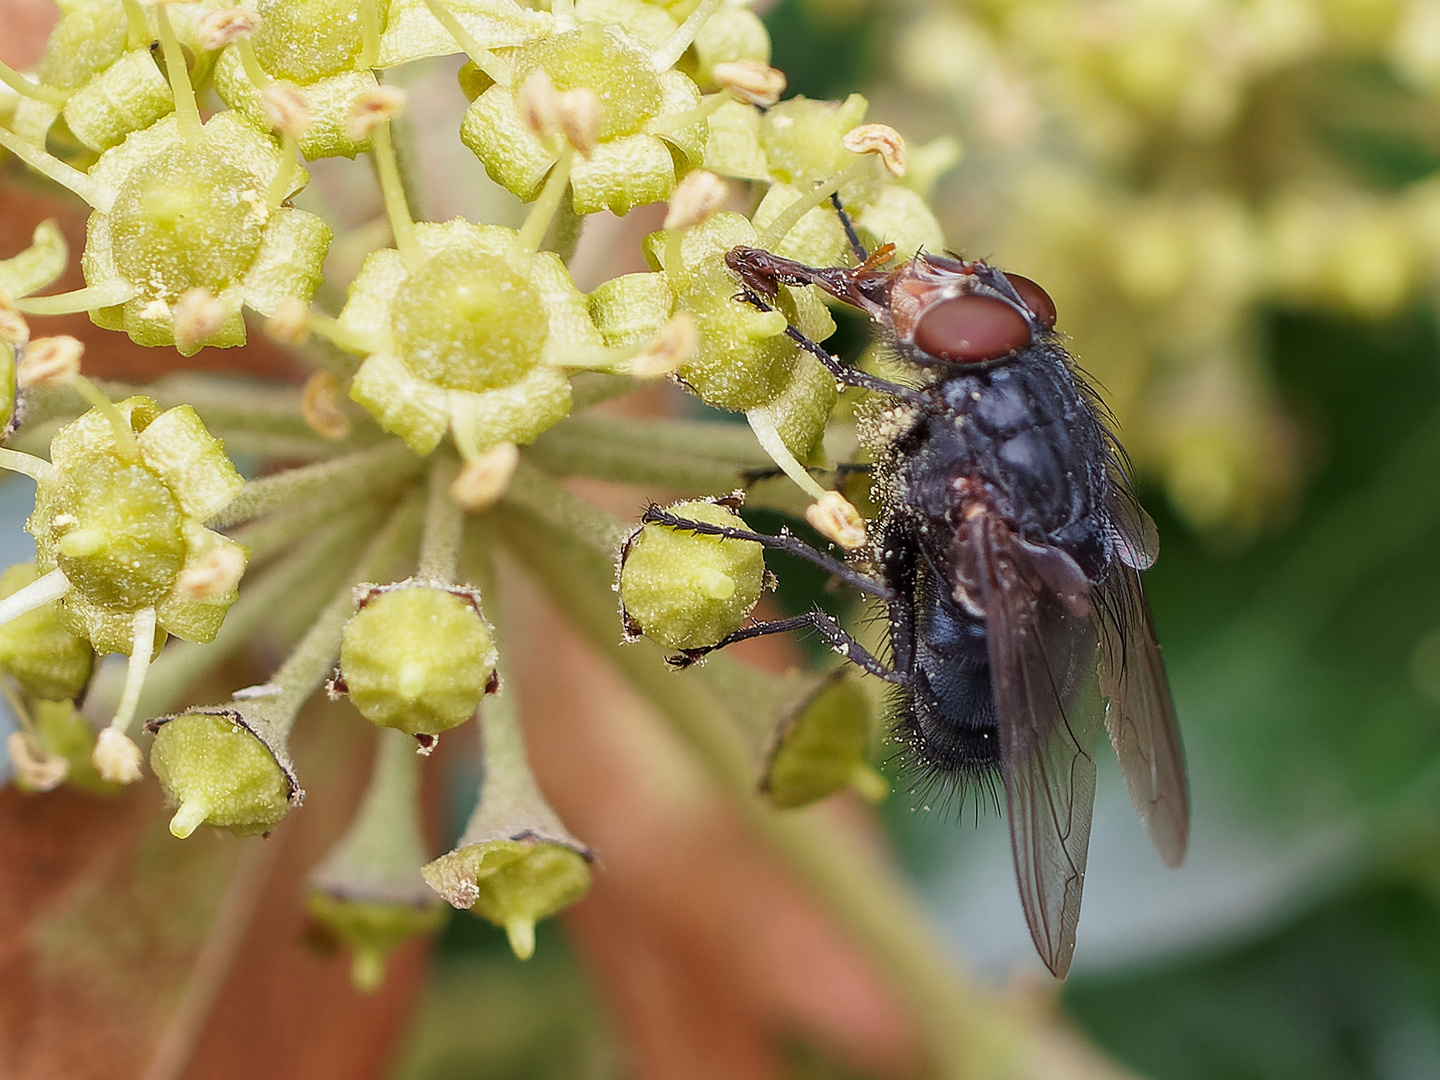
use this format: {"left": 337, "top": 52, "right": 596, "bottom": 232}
{"left": 15, "top": 280, "right": 138, "bottom": 315}
{"left": 758, "top": 156, "right": 871, "bottom": 250}
{"left": 71, "top": 374, "right": 142, "bottom": 463}
{"left": 652, "top": 0, "right": 723, "bottom": 71}
{"left": 108, "top": 604, "right": 160, "bottom": 739}
{"left": 0, "top": 126, "right": 111, "bottom": 210}
{"left": 0, "top": 60, "right": 68, "bottom": 105}
{"left": 0, "top": 566, "right": 70, "bottom": 627}
{"left": 359, "top": 0, "right": 381, "bottom": 69}
{"left": 421, "top": 0, "right": 513, "bottom": 85}
{"left": 515, "top": 145, "right": 576, "bottom": 253}
{"left": 154, "top": 2, "right": 201, "bottom": 140}
{"left": 746, "top": 406, "right": 829, "bottom": 501}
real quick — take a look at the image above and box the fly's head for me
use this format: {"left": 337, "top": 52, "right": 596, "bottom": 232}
{"left": 884, "top": 254, "right": 1058, "bottom": 370}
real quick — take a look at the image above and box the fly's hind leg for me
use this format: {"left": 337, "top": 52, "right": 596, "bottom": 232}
{"left": 669, "top": 609, "right": 906, "bottom": 686}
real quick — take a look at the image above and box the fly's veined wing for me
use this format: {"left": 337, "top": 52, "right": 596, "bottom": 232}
{"left": 1098, "top": 565, "right": 1189, "bottom": 867}
{"left": 967, "top": 515, "right": 1106, "bottom": 978}
{"left": 1108, "top": 487, "right": 1159, "bottom": 571}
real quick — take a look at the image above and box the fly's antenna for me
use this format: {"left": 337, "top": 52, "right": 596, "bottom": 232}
{"left": 830, "top": 191, "right": 869, "bottom": 264}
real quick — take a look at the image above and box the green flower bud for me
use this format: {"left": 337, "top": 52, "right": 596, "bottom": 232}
{"left": 29, "top": 396, "right": 247, "bottom": 654}
{"left": 148, "top": 706, "right": 296, "bottom": 838}
{"left": 82, "top": 112, "right": 331, "bottom": 353}
{"left": 460, "top": 23, "right": 706, "bottom": 215}
{"left": 342, "top": 219, "right": 603, "bottom": 454}
{"left": 306, "top": 729, "right": 447, "bottom": 991}
{"left": 0, "top": 562, "right": 94, "bottom": 700}
{"left": 337, "top": 582, "right": 497, "bottom": 738}
{"left": 619, "top": 497, "right": 766, "bottom": 651}
{"left": 422, "top": 693, "right": 592, "bottom": 960}
{"left": 761, "top": 670, "right": 883, "bottom": 809}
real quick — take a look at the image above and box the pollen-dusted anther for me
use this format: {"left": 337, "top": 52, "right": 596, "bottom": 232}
{"left": 631, "top": 311, "right": 699, "bottom": 379}
{"left": 93, "top": 726, "right": 144, "bottom": 785}
{"left": 260, "top": 83, "right": 313, "bottom": 139}
{"left": 174, "top": 543, "right": 247, "bottom": 602}
{"left": 451, "top": 443, "right": 520, "bottom": 512}
{"left": 7, "top": 730, "right": 69, "bottom": 792}
{"left": 558, "top": 87, "right": 601, "bottom": 158}
{"left": 663, "top": 170, "right": 730, "bottom": 232}
{"left": 0, "top": 295, "right": 29, "bottom": 346}
{"left": 805, "top": 490, "right": 868, "bottom": 550}
{"left": 265, "top": 296, "right": 312, "bottom": 345}
{"left": 713, "top": 60, "right": 786, "bottom": 107}
{"left": 346, "top": 85, "right": 407, "bottom": 142}
{"left": 518, "top": 69, "right": 563, "bottom": 144}
{"left": 16, "top": 335, "right": 82, "bottom": 389}
{"left": 842, "top": 123, "right": 908, "bottom": 178}
{"left": 302, "top": 371, "right": 352, "bottom": 441}
{"left": 173, "top": 288, "right": 228, "bottom": 354}
{"left": 197, "top": 8, "right": 259, "bottom": 51}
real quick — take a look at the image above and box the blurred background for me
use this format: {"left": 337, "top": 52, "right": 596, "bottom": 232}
{"left": 6, "top": 0, "right": 1440, "bottom": 1077}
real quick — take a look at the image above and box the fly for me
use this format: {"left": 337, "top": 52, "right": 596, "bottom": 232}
{"left": 642, "top": 207, "right": 1189, "bottom": 978}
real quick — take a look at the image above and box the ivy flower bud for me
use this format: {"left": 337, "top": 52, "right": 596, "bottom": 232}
{"left": 422, "top": 695, "right": 593, "bottom": 960}
{"left": 336, "top": 581, "right": 498, "bottom": 739}
{"left": 618, "top": 497, "right": 766, "bottom": 651}
{"left": 341, "top": 220, "right": 604, "bottom": 455}
{"left": 461, "top": 24, "right": 707, "bottom": 215}
{"left": 28, "top": 396, "right": 247, "bottom": 655}
{"left": 81, "top": 112, "right": 331, "bottom": 353}
{"left": 760, "top": 671, "right": 885, "bottom": 808}
{"left": 148, "top": 705, "right": 295, "bottom": 837}
{"left": 0, "top": 562, "right": 93, "bottom": 701}
{"left": 306, "top": 730, "right": 446, "bottom": 992}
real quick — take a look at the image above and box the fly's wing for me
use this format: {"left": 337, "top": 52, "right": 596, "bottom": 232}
{"left": 1098, "top": 564, "right": 1189, "bottom": 867}
{"left": 966, "top": 514, "right": 1106, "bottom": 978}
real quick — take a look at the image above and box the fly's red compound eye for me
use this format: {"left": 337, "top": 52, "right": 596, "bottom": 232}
{"left": 1003, "top": 272, "right": 1057, "bottom": 329}
{"left": 913, "top": 294, "right": 1032, "bottom": 363}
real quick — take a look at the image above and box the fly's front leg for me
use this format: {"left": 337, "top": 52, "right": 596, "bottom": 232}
{"left": 640, "top": 504, "right": 892, "bottom": 600}
{"left": 669, "top": 609, "right": 906, "bottom": 685}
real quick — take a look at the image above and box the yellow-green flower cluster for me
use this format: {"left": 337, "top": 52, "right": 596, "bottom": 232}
{"left": 889, "top": 0, "right": 1440, "bottom": 531}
